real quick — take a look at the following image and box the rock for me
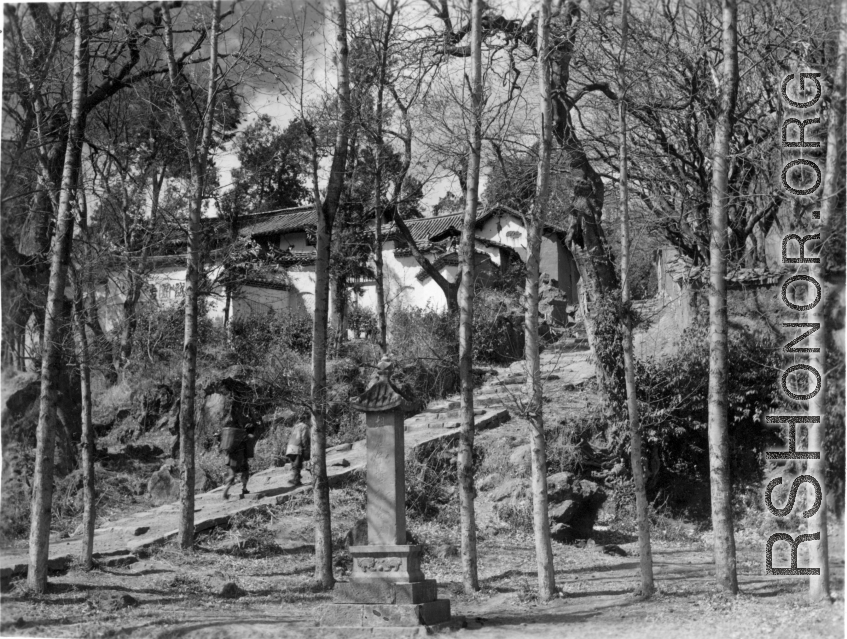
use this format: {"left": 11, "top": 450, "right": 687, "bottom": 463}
{"left": 194, "top": 467, "right": 212, "bottom": 493}
{"left": 508, "top": 445, "right": 532, "bottom": 475}
{"left": 546, "top": 472, "right": 577, "bottom": 503}
{"left": 219, "top": 582, "right": 246, "bottom": 599}
{"left": 549, "top": 500, "right": 579, "bottom": 525}
{"left": 476, "top": 474, "right": 499, "bottom": 492}
{"left": 433, "top": 543, "right": 459, "bottom": 559}
{"left": 1, "top": 372, "right": 79, "bottom": 475}
{"left": 148, "top": 463, "right": 179, "bottom": 505}
{"left": 329, "top": 443, "right": 353, "bottom": 453}
{"left": 93, "top": 592, "right": 139, "bottom": 610}
{"left": 490, "top": 478, "right": 529, "bottom": 503}
{"left": 101, "top": 555, "right": 138, "bottom": 568}
{"left": 546, "top": 473, "right": 606, "bottom": 539}
{"left": 345, "top": 518, "right": 368, "bottom": 548}
{"left": 550, "top": 524, "right": 576, "bottom": 544}
{"left": 271, "top": 515, "right": 314, "bottom": 553}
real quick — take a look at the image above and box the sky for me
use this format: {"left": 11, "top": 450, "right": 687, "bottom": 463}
{"left": 208, "top": 0, "right": 554, "bottom": 215}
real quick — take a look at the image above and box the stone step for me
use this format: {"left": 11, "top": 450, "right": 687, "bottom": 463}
{"left": 546, "top": 338, "right": 590, "bottom": 352}
{"left": 406, "top": 408, "right": 486, "bottom": 424}
{"left": 404, "top": 408, "right": 509, "bottom": 432}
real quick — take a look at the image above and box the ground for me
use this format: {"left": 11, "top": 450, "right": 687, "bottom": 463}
{"left": 1, "top": 349, "right": 843, "bottom": 639}
{"left": 0, "top": 521, "right": 842, "bottom": 639}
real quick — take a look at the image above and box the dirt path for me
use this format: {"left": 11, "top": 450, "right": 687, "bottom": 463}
{"left": 0, "top": 530, "right": 841, "bottom": 639}
{"left": 0, "top": 406, "right": 509, "bottom": 581}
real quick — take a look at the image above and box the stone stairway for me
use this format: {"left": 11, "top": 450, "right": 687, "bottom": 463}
{"left": 0, "top": 347, "right": 592, "bottom": 582}
{"left": 405, "top": 347, "right": 594, "bottom": 428}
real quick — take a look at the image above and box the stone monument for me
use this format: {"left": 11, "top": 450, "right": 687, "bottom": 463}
{"left": 319, "top": 354, "right": 451, "bottom": 628}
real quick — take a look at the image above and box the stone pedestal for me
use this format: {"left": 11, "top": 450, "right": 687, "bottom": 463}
{"left": 366, "top": 410, "right": 406, "bottom": 546}
{"left": 318, "top": 355, "right": 450, "bottom": 629}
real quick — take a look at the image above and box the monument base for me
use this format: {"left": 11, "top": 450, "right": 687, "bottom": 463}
{"left": 318, "top": 599, "right": 451, "bottom": 628}
{"left": 334, "top": 579, "right": 437, "bottom": 604}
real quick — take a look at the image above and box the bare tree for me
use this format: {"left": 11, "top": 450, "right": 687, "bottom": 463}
{"left": 71, "top": 271, "right": 95, "bottom": 571}
{"left": 454, "top": 0, "right": 483, "bottom": 594}
{"left": 161, "top": 0, "right": 222, "bottom": 551}
{"left": 707, "top": 0, "right": 739, "bottom": 595}
{"left": 309, "top": 0, "right": 352, "bottom": 588}
{"left": 524, "top": 0, "right": 556, "bottom": 602}
{"left": 27, "top": 2, "right": 89, "bottom": 593}
{"left": 617, "top": 0, "right": 653, "bottom": 598}
{"left": 808, "top": 0, "right": 846, "bottom": 603}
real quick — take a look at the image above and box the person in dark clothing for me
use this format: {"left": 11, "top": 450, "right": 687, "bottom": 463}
{"left": 222, "top": 425, "right": 255, "bottom": 499}
{"left": 286, "top": 421, "right": 310, "bottom": 486}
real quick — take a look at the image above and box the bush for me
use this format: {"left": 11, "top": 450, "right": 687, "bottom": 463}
{"left": 473, "top": 289, "right": 524, "bottom": 364}
{"left": 347, "top": 306, "right": 378, "bottom": 337}
{"left": 633, "top": 320, "right": 783, "bottom": 518}
{"left": 389, "top": 305, "right": 460, "bottom": 406}
{"left": 131, "top": 297, "right": 215, "bottom": 362}
{"left": 229, "top": 310, "right": 313, "bottom": 364}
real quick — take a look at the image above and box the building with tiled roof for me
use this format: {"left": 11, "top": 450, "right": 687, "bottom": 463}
{"left": 233, "top": 203, "right": 580, "bottom": 321}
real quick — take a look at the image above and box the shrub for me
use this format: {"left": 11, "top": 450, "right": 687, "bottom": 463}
{"left": 229, "top": 310, "right": 313, "bottom": 364}
{"left": 131, "top": 297, "right": 215, "bottom": 362}
{"left": 347, "top": 306, "right": 378, "bottom": 337}
{"left": 473, "top": 289, "right": 524, "bottom": 364}
{"left": 633, "top": 320, "right": 783, "bottom": 518}
{"left": 389, "top": 305, "right": 460, "bottom": 405}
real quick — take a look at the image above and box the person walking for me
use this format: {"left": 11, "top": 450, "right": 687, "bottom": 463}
{"left": 286, "top": 420, "right": 311, "bottom": 486}
{"left": 222, "top": 424, "right": 255, "bottom": 500}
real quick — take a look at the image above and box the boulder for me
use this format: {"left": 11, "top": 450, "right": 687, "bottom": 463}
{"left": 148, "top": 463, "right": 179, "bottom": 505}
{"left": 489, "top": 478, "right": 529, "bottom": 503}
{"left": 195, "top": 467, "right": 212, "bottom": 493}
{"left": 546, "top": 471, "right": 577, "bottom": 503}
{"left": 139, "top": 384, "right": 174, "bottom": 431}
{"left": 219, "top": 582, "right": 246, "bottom": 599}
{"left": 549, "top": 500, "right": 579, "bottom": 525}
{"left": 1, "top": 372, "right": 79, "bottom": 475}
{"left": 546, "top": 472, "right": 606, "bottom": 540}
{"left": 508, "top": 445, "right": 532, "bottom": 475}
{"left": 272, "top": 515, "right": 314, "bottom": 553}
{"left": 92, "top": 592, "right": 139, "bottom": 611}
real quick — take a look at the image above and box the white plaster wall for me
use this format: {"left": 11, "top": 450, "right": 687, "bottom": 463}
{"left": 233, "top": 286, "right": 291, "bottom": 318}
{"left": 287, "top": 267, "right": 317, "bottom": 316}
{"left": 100, "top": 262, "right": 226, "bottom": 332}
{"left": 479, "top": 213, "right": 528, "bottom": 259}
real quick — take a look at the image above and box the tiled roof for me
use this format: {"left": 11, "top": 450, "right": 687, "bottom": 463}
{"left": 236, "top": 203, "right": 523, "bottom": 249}
{"left": 237, "top": 206, "right": 315, "bottom": 238}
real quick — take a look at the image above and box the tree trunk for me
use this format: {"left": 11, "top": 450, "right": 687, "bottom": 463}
{"left": 162, "top": 0, "right": 221, "bottom": 552}
{"left": 525, "top": 0, "right": 556, "bottom": 602}
{"left": 618, "top": 0, "right": 653, "bottom": 598}
{"left": 807, "top": 0, "right": 846, "bottom": 603}
{"left": 28, "top": 3, "right": 89, "bottom": 593}
{"left": 456, "top": 0, "right": 482, "bottom": 594}
{"left": 706, "top": 0, "right": 739, "bottom": 595}
{"left": 374, "top": 193, "right": 387, "bottom": 350}
{"left": 372, "top": 2, "right": 395, "bottom": 352}
{"left": 72, "top": 284, "right": 95, "bottom": 571}
{"left": 309, "top": 0, "right": 351, "bottom": 589}
{"left": 329, "top": 134, "right": 357, "bottom": 356}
